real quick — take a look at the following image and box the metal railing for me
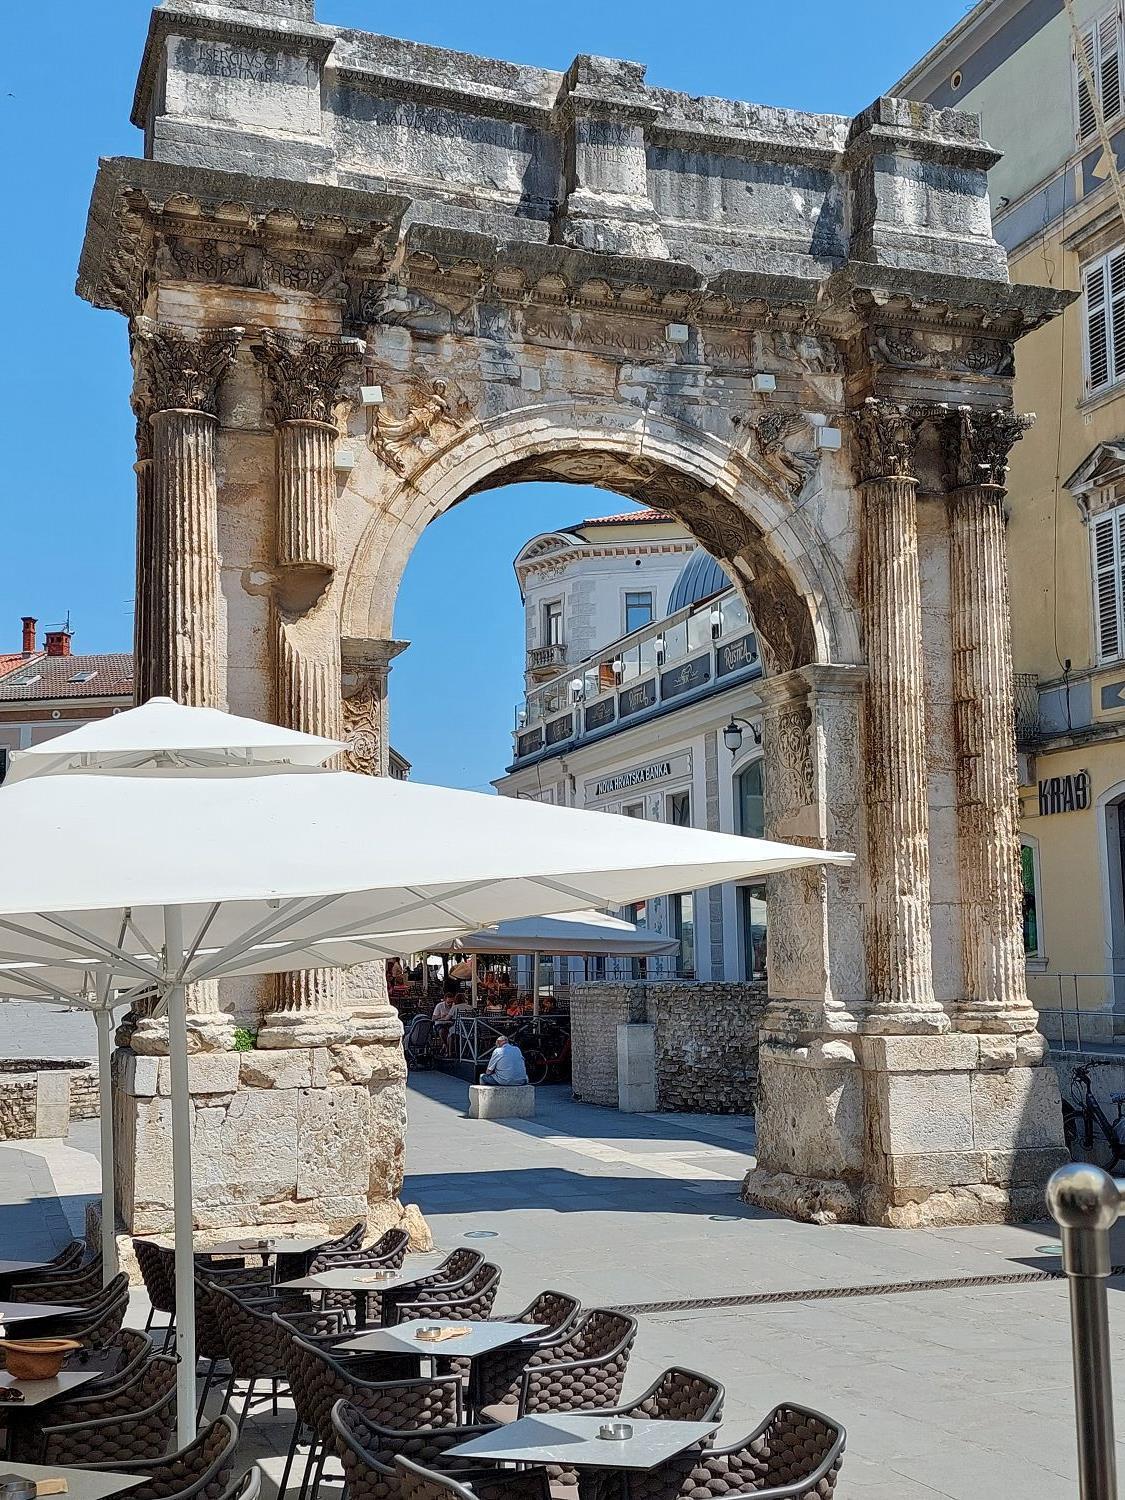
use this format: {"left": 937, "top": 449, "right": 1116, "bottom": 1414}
{"left": 1014, "top": 671, "right": 1041, "bottom": 747}
{"left": 1027, "top": 973, "right": 1123, "bottom": 1052}
{"left": 1048, "top": 1163, "right": 1124, "bottom": 1500}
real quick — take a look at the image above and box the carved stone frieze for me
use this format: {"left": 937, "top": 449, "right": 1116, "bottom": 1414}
{"left": 342, "top": 679, "right": 381, "bottom": 775}
{"left": 369, "top": 377, "right": 473, "bottom": 475}
{"left": 764, "top": 702, "right": 815, "bottom": 824}
{"left": 943, "top": 406, "right": 1034, "bottom": 491}
{"left": 131, "top": 318, "right": 243, "bottom": 417}
{"left": 253, "top": 328, "right": 365, "bottom": 427}
{"left": 850, "top": 397, "right": 926, "bottom": 484}
{"left": 740, "top": 410, "right": 819, "bottom": 498}
{"left": 871, "top": 325, "right": 1015, "bottom": 378}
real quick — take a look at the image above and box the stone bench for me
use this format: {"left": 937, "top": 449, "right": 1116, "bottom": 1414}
{"left": 468, "top": 1083, "right": 536, "bottom": 1120}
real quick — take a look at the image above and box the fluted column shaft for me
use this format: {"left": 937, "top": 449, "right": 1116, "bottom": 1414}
{"left": 949, "top": 483, "right": 1037, "bottom": 1030}
{"left": 279, "top": 421, "right": 337, "bottom": 571}
{"left": 133, "top": 455, "right": 155, "bottom": 705}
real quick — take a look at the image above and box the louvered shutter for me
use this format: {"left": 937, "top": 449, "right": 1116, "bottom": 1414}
{"left": 1078, "top": 22, "right": 1098, "bottom": 140}
{"left": 1093, "top": 510, "right": 1124, "bottom": 661}
{"left": 1112, "top": 249, "right": 1125, "bottom": 383}
{"left": 1087, "top": 259, "right": 1111, "bottom": 391}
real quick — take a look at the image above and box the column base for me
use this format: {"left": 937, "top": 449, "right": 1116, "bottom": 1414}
{"left": 256, "top": 1011, "right": 356, "bottom": 1048}
{"left": 950, "top": 1006, "right": 1042, "bottom": 1036}
{"left": 130, "top": 1015, "right": 237, "bottom": 1056}
{"left": 744, "top": 1021, "right": 1066, "bottom": 1227}
{"left": 858, "top": 1007, "right": 951, "bottom": 1035}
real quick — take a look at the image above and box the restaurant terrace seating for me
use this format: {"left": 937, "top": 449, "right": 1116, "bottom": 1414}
{"left": 54, "top": 1271, "right": 131, "bottom": 1348}
{"left": 75, "top": 1327, "right": 156, "bottom": 1394}
{"left": 9, "top": 1246, "right": 99, "bottom": 1289}
{"left": 381, "top": 1250, "right": 486, "bottom": 1325}
{"left": 603, "top": 1367, "right": 725, "bottom": 1425}
{"left": 437, "top": 1290, "right": 582, "bottom": 1386}
{"left": 8, "top": 1260, "right": 106, "bottom": 1302}
{"left": 274, "top": 1222, "right": 365, "bottom": 1284}
{"left": 331, "top": 1398, "right": 508, "bottom": 1500}
{"left": 391, "top": 1262, "right": 502, "bottom": 1325}
{"left": 76, "top": 1414, "right": 241, "bottom": 1500}
{"left": 475, "top": 1310, "right": 638, "bottom": 1420}
{"left": 304, "top": 1232, "right": 412, "bottom": 1320}
{"left": 617, "top": 1405, "right": 846, "bottom": 1500}
{"left": 395, "top": 1453, "right": 552, "bottom": 1500}
{"left": 135, "top": 1238, "right": 179, "bottom": 1340}
{"left": 14, "top": 1351, "right": 179, "bottom": 1464}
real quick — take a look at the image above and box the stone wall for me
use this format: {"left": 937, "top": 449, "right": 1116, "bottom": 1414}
{"left": 0, "top": 1060, "right": 97, "bottom": 1141}
{"left": 570, "top": 982, "right": 767, "bottom": 1113}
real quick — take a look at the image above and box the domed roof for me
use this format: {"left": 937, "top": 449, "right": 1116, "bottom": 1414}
{"left": 667, "top": 551, "right": 731, "bottom": 615}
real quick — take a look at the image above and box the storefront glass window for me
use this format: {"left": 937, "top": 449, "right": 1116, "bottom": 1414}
{"left": 1021, "top": 841, "right": 1040, "bottom": 957}
{"left": 737, "top": 760, "right": 765, "bottom": 839}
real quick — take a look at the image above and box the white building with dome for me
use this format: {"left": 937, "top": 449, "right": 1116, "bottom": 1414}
{"left": 495, "top": 510, "right": 769, "bottom": 985}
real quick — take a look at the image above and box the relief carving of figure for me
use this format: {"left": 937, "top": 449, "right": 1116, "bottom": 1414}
{"left": 370, "top": 376, "right": 471, "bottom": 475}
{"left": 737, "top": 409, "right": 819, "bottom": 498}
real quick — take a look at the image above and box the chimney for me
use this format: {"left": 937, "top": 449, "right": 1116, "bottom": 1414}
{"left": 44, "top": 625, "right": 72, "bottom": 658}
{"left": 21, "top": 617, "right": 36, "bottom": 654}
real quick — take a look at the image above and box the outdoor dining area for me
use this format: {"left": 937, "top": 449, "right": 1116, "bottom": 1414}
{"left": 0, "top": 1227, "right": 846, "bottom": 1500}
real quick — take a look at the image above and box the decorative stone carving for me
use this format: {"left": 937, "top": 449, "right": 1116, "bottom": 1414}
{"left": 253, "top": 328, "right": 364, "bottom": 427}
{"left": 737, "top": 410, "right": 818, "bottom": 498}
{"left": 342, "top": 679, "right": 381, "bottom": 775}
{"left": 871, "top": 326, "right": 1015, "bottom": 378}
{"left": 850, "top": 397, "right": 926, "bottom": 482}
{"left": 132, "top": 318, "right": 243, "bottom": 417}
{"left": 943, "top": 405, "right": 1034, "bottom": 490}
{"left": 370, "top": 377, "right": 471, "bottom": 475}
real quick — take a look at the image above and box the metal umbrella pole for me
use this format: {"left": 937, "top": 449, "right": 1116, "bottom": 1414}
{"left": 1047, "top": 1162, "right": 1122, "bottom": 1500}
{"left": 93, "top": 1008, "right": 119, "bottom": 1284}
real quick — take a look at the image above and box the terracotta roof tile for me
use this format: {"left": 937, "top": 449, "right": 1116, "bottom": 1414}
{"left": 0, "top": 652, "right": 133, "bottom": 703}
{"left": 572, "top": 508, "right": 674, "bottom": 528}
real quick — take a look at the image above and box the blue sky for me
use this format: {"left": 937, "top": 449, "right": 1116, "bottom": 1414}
{"left": 0, "top": 0, "right": 966, "bottom": 789}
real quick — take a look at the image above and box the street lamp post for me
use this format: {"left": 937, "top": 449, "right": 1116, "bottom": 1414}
{"left": 722, "top": 716, "right": 762, "bottom": 755}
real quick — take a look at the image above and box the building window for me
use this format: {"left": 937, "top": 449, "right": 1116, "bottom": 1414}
{"left": 622, "top": 802, "right": 645, "bottom": 819}
{"left": 1075, "top": 7, "right": 1123, "bottom": 143}
{"left": 1021, "top": 839, "right": 1043, "bottom": 960}
{"left": 736, "top": 759, "right": 765, "bottom": 839}
{"left": 670, "top": 892, "right": 695, "bottom": 978}
{"left": 1083, "top": 247, "right": 1125, "bottom": 395}
{"left": 542, "top": 599, "right": 563, "bottom": 647}
{"left": 624, "top": 591, "right": 654, "bottom": 634}
{"left": 740, "top": 884, "right": 768, "bottom": 981}
{"left": 666, "top": 789, "right": 691, "bottom": 826}
{"left": 1091, "top": 501, "right": 1125, "bottom": 660}
{"left": 624, "top": 900, "right": 648, "bottom": 979}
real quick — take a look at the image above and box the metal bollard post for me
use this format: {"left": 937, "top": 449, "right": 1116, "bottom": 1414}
{"left": 1047, "top": 1163, "right": 1122, "bottom": 1500}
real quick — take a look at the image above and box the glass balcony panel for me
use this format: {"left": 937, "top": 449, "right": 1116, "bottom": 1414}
{"left": 687, "top": 609, "right": 711, "bottom": 653}
{"left": 639, "top": 635, "right": 659, "bottom": 675}
{"left": 721, "top": 592, "right": 748, "bottom": 632}
{"left": 663, "top": 620, "right": 688, "bottom": 664}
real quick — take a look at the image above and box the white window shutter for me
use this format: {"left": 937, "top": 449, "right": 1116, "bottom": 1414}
{"left": 1087, "top": 258, "right": 1111, "bottom": 390}
{"left": 1093, "top": 511, "right": 1123, "bottom": 661}
{"left": 1078, "top": 22, "right": 1098, "bottom": 140}
{"left": 1101, "top": 8, "right": 1123, "bottom": 122}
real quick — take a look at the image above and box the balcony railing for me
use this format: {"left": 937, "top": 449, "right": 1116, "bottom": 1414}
{"left": 1014, "top": 672, "right": 1040, "bottom": 748}
{"left": 527, "top": 643, "right": 567, "bottom": 677}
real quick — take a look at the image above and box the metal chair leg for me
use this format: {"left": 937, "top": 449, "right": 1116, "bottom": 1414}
{"left": 308, "top": 1447, "right": 328, "bottom": 1500}
{"left": 297, "top": 1440, "right": 321, "bottom": 1500}
{"left": 217, "top": 1374, "right": 235, "bottom": 1418}
{"left": 238, "top": 1377, "right": 257, "bottom": 1434}
{"left": 279, "top": 1420, "right": 303, "bottom": 1499}
{"left": 144, "top": 1307, "right": 154, "bottom": 1332}
{"left": 196, "top": 1357, "right": 216, "bottom": 1422}
{"left": 272, "top": 1377, "right": 279, "bottom": 1416}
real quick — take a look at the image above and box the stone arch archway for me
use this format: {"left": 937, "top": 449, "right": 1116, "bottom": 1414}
{"left": 81, "top": 0, "right": 1072, "bottom": 1229}
{"left": 341, "top": 400, "right": 862, "bottom": 676}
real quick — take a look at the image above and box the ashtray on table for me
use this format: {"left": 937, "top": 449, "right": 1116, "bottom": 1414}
{"left": 358, "top": 1271, "right": 395, "bottom": 1283}
{"left": 597, "top": 1423, "right": 633, "bottom": 1441}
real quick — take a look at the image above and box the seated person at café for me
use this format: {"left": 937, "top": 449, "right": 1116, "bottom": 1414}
{"left": 481, "top": 1033, "right": 529, "bottom": 1087}
{"left": 431, "top": 981, "right": 461, "bottom": 1051}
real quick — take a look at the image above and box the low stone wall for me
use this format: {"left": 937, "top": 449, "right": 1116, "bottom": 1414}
{"left": 570, "top": 982, "right": 768, "bottom": 1114}
{"left": 0, "top": 1058, "right": 97, "bottom": 1140}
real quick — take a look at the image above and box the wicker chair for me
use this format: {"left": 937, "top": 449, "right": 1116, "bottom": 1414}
{"left": 475, "top": 1310, "right": 637, "bottom": 1421}
{"left": 208, "top": 1279, "right": 342, "bottom": 1431}
{"left": 616, "top": 1405, "right": 846, "bottom": 1500}
{"left": 52, "top": 1273, "right": 131, "bottom": 1349}
{"left": 75, "top": 1415, "right": 240, "bottom": 1500}
{"left": 274, "top": 1221, "right": 365, "bottom": 1284}
{"left": 10, "top": 1245, "right": 97, "bottom": 1288}
{"left": 66, "top": 1328, "right": 156, "bottom": 1394}
{"left": 437, "top": 1289, "right": 581, "bottom": 1391}
{"left": 304, "top": 1236, "right": 411, "bottom": 1321}
{"left": 279, "top": 1331, "right": 465, "bottom": 1500}
{"left": 331, "top": 1399, "right": 517, "bottom": 1500}
{"left": 8, "top": 1261, "right": 106, "bottom": 1304}
{"left": 391, "top": 1263, "right": 501, "bottom": 1326}
{"left": 395, "top": 1454, "right": 551, "bottom": 1500}
{"left": 604, "top": 1367, "right": 724, "bottom": 1425}
{"left": 380, "top": 1249, "right": 484, "bottom": 1324}
{"left": 215, "top": 1466, "right": 261, "bottom": 1500}
{"left": 12, "top": 1353, "right": 178, "bottom": 1465}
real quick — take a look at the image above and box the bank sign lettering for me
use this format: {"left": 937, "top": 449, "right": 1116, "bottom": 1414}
{"left": 593, "top": 761, "right": 674, "bottom": 798}
{"left": 1037, "top": 770, "right": 1090, "bottom": 816}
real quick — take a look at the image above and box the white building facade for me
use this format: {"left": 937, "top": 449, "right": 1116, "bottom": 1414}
{"left": 496, "top": 514, "right": 768, "bottom": 985}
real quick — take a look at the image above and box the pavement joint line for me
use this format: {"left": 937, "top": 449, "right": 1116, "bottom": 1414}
{"left": 603, "top": 1267, "right": 1100, "bottom": 1314}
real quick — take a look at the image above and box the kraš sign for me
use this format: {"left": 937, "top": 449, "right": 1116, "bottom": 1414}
{"left": 1037, "top": 771, "right": 1091, "bottom": 815}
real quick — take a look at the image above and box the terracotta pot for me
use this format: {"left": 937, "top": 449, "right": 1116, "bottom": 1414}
{"left": 0, "top": 1337, "right": 82, "bottom": 1380}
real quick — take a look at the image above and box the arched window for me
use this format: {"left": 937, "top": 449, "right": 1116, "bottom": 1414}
{"left": 736, "top": 760, "right": 767, "bottom": 980}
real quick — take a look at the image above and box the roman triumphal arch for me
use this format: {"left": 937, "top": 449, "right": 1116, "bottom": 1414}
{"left": 79, "top": 0, "right": 1074, "bottom": 1231}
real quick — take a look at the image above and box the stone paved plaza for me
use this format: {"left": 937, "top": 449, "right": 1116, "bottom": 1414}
{"left": 1, "top": 1066, "right": 1120, "bottom": 1498}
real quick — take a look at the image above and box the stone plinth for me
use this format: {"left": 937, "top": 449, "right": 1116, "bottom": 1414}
{"left": 617, "top": 1024, "right": 657, "bottom": 1113}
{"left": 111, "top": 1040, "right": 427, "bottom": 1247}
{"left": 744, "top": 1028, "right": 1067, "bottom": 1226}
{"left": 468, "top": 1084, "right": 536, "bottom": 1120}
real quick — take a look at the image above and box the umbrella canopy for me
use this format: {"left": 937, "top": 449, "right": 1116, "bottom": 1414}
{"left": 0, "top": 697, "right": 852, "bottom": 1445}
{"left": 431, "top": 909, "right": 680, "bottom": 957}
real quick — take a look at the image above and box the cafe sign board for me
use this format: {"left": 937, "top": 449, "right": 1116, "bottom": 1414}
{"left": 585, "top": 750, "right": 693, "bottom": 805}
{"left": 1037, "top": 770, "right": 1090, "bottom": 816}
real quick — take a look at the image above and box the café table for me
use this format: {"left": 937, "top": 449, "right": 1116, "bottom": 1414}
{"left": 0, "top": 1371, "right": 105, "bottom": 1459}
{"left": 277, "top": 1254, "right": 446, "bottom": 1329}
{"left": 0, "top": 1460, "right": 145, "bottom": 1500}
{"left": 0, "top": 1304, "right": 82, "bottom": 1326}
{"left": 338, "top": 1319, "right": 546, "bottom": 1414}
{"left": 0, "top": 1261, "right": 57, "bottom": 1296}
{"left": 446, "top": 1413, "right": 719, "bottom": 1476}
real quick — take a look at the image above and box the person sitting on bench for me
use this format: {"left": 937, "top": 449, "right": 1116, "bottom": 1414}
{"left": 481, "top": 1033, "right": 529, "bottom": 1087}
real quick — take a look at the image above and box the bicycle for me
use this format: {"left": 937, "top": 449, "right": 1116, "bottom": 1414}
{"left": 1062, "top": 1064, "right": 1125, "bottom": 1171}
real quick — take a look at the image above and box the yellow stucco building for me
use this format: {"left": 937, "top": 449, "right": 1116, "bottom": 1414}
{"left": 897, "top": 0, "right": 1125, "bottom": 1038}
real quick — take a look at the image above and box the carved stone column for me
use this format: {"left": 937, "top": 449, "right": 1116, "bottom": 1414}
{"left": 944, "top": 407, "right": 1040, "bottom": 1034}
{"left": 129, "top": 319, "right": 242, "bottom": 1047}
{"left": 253, "top": 330, "right": 363, "bottom": 1047}
{"left": 852, "top": 399, "right": 947, "bottom": 1034}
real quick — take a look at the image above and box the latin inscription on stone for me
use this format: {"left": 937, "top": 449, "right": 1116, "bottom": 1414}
{"left": 192, "top": 43, "right": 286, "bottom": 83}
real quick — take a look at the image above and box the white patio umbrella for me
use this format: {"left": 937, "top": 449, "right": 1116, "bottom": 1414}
{"left": 0, "top": 698, "right": 852, "bottom": 1443}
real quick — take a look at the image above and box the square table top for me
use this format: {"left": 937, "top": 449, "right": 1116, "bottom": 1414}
{"left": 278, "top": 1256, "right": 444, "bottom": 1294}
{"left": 0, "top": 1463, "right": 145, "bottom": 1500}
{"left": 0, "top": 1303, "right": 82, "bottom": 1324}
{"left": 446, "top": 1414, "right": 720, "bottom": 1470}
{"left": 339, "top": 1320, "right": 546, "bottom": 1359}
{"left": 0, "top": 1369, "right": 101, "bottom": 1409}
{"left": 0, "top": 1259, "right": 54, "bottom": 1279}
{"left": 201, "top": 1235, "right": 329, "bottom": 1258}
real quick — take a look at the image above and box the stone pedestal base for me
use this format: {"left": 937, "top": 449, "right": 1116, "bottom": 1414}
{"left": 743, "top": 1027, "right": 1067, "bottom": 1227}
{"left": 111, "top": 1037, "right": 428, "bottom": 1250}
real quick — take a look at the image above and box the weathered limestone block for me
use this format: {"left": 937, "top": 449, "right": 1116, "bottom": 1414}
{"left": 369, "top": 1077, "right": 408, "bottom": 1203}
{"left": 468, "top": 1084, "right": 536, "bottom": 1120}
{"left": 156, "top": 1053, "right": 241, "bottom": 1095}
{"left": 194, "top": 1089, "right": 300, "bottom": 1211}
{"left": 296, "top": 1085, "right": 371, "bottom": 1202}
{"left": 239, "top": 1050, "right": 314, "bottom": 1089}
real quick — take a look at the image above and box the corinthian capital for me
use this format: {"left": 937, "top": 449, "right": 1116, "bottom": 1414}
{"left": 944, "top": 405, "right": 1034, "bottom": 491}
{"left": 132, "top": 318, "right": 243, "bottom": 418}
{"left": 253, "top": 328, "right": 365, "bottom": 426}
{"left": 850, "top": 398, "right": 926, "bottom": 484}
